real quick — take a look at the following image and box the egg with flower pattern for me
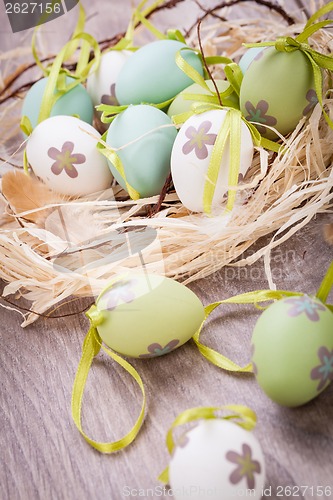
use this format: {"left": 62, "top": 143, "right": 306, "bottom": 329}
{"left": 170, "top": 109, "right": 254, "bottom": 213}
{"left": 251, "top": 295, "right": 333, "bottom": 407}
{"left": 169, "top": 419, "right": 265, "bottom": 500}
{"left": 86, "top": 273, "right": 205, "bottom": 358}
{"left": 26, "top": 115, "right": 112, "bottom": 196}
{"left": 240, "top": 46, "right": 316, "bottom": 139}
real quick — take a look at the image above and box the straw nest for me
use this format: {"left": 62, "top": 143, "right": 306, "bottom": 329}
{"left": 0, "top": 1, "right": 332, "bottom": 325}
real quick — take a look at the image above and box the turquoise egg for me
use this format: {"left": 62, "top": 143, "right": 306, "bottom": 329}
{"left": 106, "top": 104, "right": 177, "bottom": 198}
{"left": 238, "top": 47, "right": 265, "bottom": 74}
{"left": 115, "top": 40, "right": 204, "bottom": 105}
{"left": 21, "top": 76, "right": 94, "bottom": 130}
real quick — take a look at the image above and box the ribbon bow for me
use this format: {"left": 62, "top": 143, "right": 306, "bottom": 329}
{"left": 245, "top": 1, "right": 333, "bottom": 130}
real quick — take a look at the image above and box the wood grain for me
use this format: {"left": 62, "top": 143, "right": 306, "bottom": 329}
{"left": 1, "top": 1, "right": 333, "bottom": 499}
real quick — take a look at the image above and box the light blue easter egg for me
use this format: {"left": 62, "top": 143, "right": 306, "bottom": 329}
{"left": 21, "top": 76, "right": 94, "bottom": 130}
{"left": 115, "top": 40, "right": 204, "bottom": 105}
{"left": 106, "top": 105, "right": 177, "bottom": 198}
{"left": 238, "top": 47, "right": 265, "bottom": 74}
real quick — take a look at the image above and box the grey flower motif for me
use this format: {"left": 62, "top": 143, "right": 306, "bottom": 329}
{"left": 285, "top": 295, "right": 326, "bottom": 322}
{"left": 139, "top": 339, "right": 180, "bottom": 358}
{"left": 182, "top": 120, "right": 217, "bottom": 160}
{"left": 101, "top": 83, "right": 119, "bottom": 106}
{"left": 254, "top": 49, "right": 265, "bottom": 61}
{"left": 244, "top": 100, "right": 277, "bottom": 134}
{"left": 48, "top": 141, "right": 86, "bottom": 178}
{"left": 303, "top": 89, "right": 318, "bottom": 116}
{"left": 311, "top": 346, "right": 333, "bottom": 391}
{"left": 226, "top": 443, "right": 261, "bottom": 490}
{"left": 103, "top": 280, "right": 136, "bottom": 311}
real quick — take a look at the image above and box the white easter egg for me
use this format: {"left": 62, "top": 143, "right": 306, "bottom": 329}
{"left": 26, "top": 115, "right": 112, "bottom": 196}
{"left": 170, "top": 109, "right": 254, "bottom": 213}
{"left": 169, "top": 419, "right": 266, "bottom": 500}
{"left": 87, "top": 50, "right": 132, "bottom": 107}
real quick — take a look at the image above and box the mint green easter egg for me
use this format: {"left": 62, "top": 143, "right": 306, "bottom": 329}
{"left": 251, "top": 295, "right": 333, "bottom": 407}
{"left": 21, "top": 76, "right": 94, "bottom": 130}
{"left": 167, "top": 79, "right": 239, "bottom": 118}
{"left": 238, "top": 47, "right": 265, "bottom": 74}
{"left": 89, "top": 274, "right": 205, "bottom": 358}
{"left": 240, "top": 47, "right": 316, "bottom": 139}
{"left": 106, "top": 104, "right": 177, "bottom": 198}
{"left": 115, "top": 40, "right": 204, "bottom": 105}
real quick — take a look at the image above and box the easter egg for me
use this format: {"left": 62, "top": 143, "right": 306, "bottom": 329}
{"left": 115, "top": 40, "right": 204, "bottom": 105}
{"left": 106, "top": 104, "right": 177, "bottom": 197}
{"left": 240, "top": 46, "right": 316, "bottom": 138}
{"left": 167, "top": 79, "right": 239, "bottom": 118}
{"left": 86, "top": 50, "right": 132, "bottom": 107}
{"left": 169, "top": 419, "right": 266, "bottom": 500}
{"left": 21, "top": 76, "right": 94, "bottom": 130}
{"left": 26, "top": 115, "right": 112, "bottom": 196}
{"left": 88, "top": 274, "right": 205, "bottom": 358}
{"left": 171, "top": 109, "right": 254, "bottom": 213}
{"left": 251, "top": 295, "right": 333, "bottom": 407}
{"left": 238, "top": 47, "right": 265, "bottom": 74}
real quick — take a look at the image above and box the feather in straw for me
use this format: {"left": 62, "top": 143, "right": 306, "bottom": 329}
{"left": 1, "top": 170, "right": 64, "bottom": 225}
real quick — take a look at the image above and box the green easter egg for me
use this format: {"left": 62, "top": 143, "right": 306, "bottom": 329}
{"left": 115, "top": 40, "right": 204, "bottom": 105}
{"left": 90, "top": 274, "right": 205, "bottom": 358}
{"left": 251, "top": 295, "right": 333, "bottom": 407}
{"left": 240, "top": 47, "right": 316, "bottom": 139}
{"left": 21, "top": 76, "right": 94, "bottom": 130}
{"left": 167, "top": 79, "right": 239, "bottom": 118}
{"left": 106, "top": 104, "right": 177, "bottom": 197}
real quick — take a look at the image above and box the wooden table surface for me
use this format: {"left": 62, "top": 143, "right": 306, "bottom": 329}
{"left": 1, "top": 1, "right": 332, "bottom": 499}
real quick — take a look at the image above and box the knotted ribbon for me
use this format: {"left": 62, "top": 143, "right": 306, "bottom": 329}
{"left": 245, "top": 1, "right": 333, "bottom": 130}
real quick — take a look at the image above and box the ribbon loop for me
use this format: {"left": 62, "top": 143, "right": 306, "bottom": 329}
{"left": 71, "top": 321, "right": 146, "bottom": 453}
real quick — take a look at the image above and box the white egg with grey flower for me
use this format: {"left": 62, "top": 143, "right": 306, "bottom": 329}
{"left": 26, "top": 115, "right": 113, "bottom": 196}
{"left": 169, "top": 419, "right": 266, "bottom": 500}
{"left": 86, "top": 50, "right": 132, "bottom": 107}
{"left": 170, "top": 109, "right": 254, "bottom": 213}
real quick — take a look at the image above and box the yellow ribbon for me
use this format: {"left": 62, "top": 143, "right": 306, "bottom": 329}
{"left": 71, "top": 314, "right": 146, "bottom": 453}
{"left": 316, "top": 260, "right": 333, "bottom": 304}
{"left": 193, "top": 289, "right": 304, "bottom": 372}
{"left": 159, "top": 404, "right": 257, "bottom": 484}
{"left": 96, "top": 131, "right": 140, "bottom": 200}
{"left": 244, "top": 1, "right": 333, "bottom": 130}
{"left": 175, "top": 102, "right": 278, "bottom": 215}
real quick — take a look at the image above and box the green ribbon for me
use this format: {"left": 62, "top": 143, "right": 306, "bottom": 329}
{"left": 173, "top": 102, "right": 278, "bottom": 215}
{"left": 21, "top": 3, "right": 101, "bottom": 131}
{"left": 159, "top": 404, "right": 257, "bottom": 484}
{"left": 193, "top": 260, "right": 333, "bottom": 372}
{"left": 96, "top": 131, "right": 140, "bottom": 200}
{"left": 71, "top": 312, "right": 146, "bottom": 453}
{"left": 245, "top": 1, "right": 333, "bottom": 131}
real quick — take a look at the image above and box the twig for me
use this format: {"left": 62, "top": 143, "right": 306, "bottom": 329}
{"left": 1, "top": 295, "right": 93, "bottom": 319}
{"left": 197, "top": 19, "right": 223, "bottom": 106}
{"left": 147, "top": 173, "right": 174, "bottom": 216}
{"left": 185, "top": 0, "right": 296, "bottom": 36}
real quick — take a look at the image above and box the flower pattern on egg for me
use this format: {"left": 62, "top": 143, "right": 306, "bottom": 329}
{"left": 139, "top": 339, "right": 180, "bottom": 358}
{"left": 103, "top": 279, "right": 137, "bottom": 311}
{"left": 226, "top": 443, "right": 261, "bottom": 490}
{"left": 48, "top": 141, "right": 86, "bottom": 179}
{"left": 285, "top": 295, "right": 326, "bottom": 322}
{"left": 311, "top": 346, "right": 333, "bottom": 391}
{"left": 101, "top": 83, "right": 119, "bottom": 106}
{"left": 182, "top": 120, "right": 217, "bottom": 160}
{"left": 244, "top": 100, "right": 277, "bottom": 134}
{"left": 303, "top": 89, "right": 318, "bottom": 116}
